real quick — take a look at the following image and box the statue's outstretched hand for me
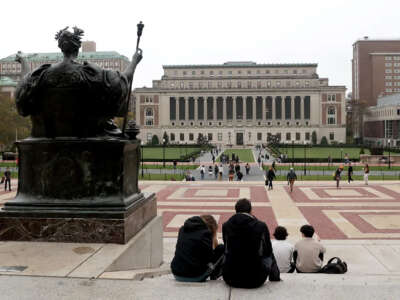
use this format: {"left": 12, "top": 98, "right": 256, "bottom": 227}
{"left": 132, "top": 48, "right": 143, "bottom": 65}
{"left": 15, "top": 52, "right": 23, "bottom": 63}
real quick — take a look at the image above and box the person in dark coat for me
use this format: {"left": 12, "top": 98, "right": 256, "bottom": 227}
{"left": 266, "top": 167, "right": 276, "bottom": 190}
{"left": 347, "top": 162, "right": 353, "bottom": 183}
{"left": 171, "top": 215, "right": 224, "bottom": 282}
{"left": 222, "top": 199, "right": 280, "bottom": 288}
{"left": 4, "top": 167, "right": 12, "bottom": 191}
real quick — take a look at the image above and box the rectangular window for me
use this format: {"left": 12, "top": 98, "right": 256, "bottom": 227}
{"left": 286, "top": 132, "right": 291, "bottom": 141}
{"left": 296, "top": 132, "right": 300, "bottom": 140}
{"left": 237, "top": 81, "right": 242, "bottom": 88}
{"left": 180, "top": 133, "right": 184, "bottom": 141}
{"left": 386, "top": 69, "right": 392, "bottom": 73}
{"left": 329, "top": 132, "right": 334, "bottom": 140}
{"left": 294, "top": 96, "right": 301, "bottom": 119}
{"left": 218, "top": 133, "right": 222, "bottom": 141}
{"left": 304, "top": 96, "right": 310, "bottom": 119}
{"left": 226, "top": 97, "right": 233, "bottom": 120}
{"left": 257, "top": 81, "right": 261, "bottom": 88}
{"left": 386, "top": 82, "right": 393, "bottom": 86}
{"left": 257, "top": 132, "right": 262, "bottom": 141}
{"left": 285, "top": 96, "right": 291, "bottom": 119}
{"left": 207, "top": 97, "right": 214, "bottom": 120}
{"left": 208, "top": 133, "right": 213, "bottom": 141}
{"left": 189, "top": 133, "right": 194, "bottom": 141}
{"left": 169, "top": 97, "right": 176, "bottom": 120}
{"left": 188, "top": 97, "right": 195, "bottom": 120}
{"left": 256, "top": 97, "right": 263, "bottom": 119}
{"left": 385, "top": 63, "right": 393, "bottom": 67}
{"left": 305, "top": 132, "right": 310, "bottom": 140}
{"left": 198, "top": 97, "right": 204, "bottom": 120}
{"left": 247, "top": 81, "right": 252, "bottom": 88}
{"left": 246, "top": 97, "right": 253, "bottom": 119}
{"left": 179, "top": 97, "right": 185, "bottom": 120}
{"left": 385, "top": 56, "right": 392, "bottom": 60}
{"left": 170, "top": 133, "right": 175, "bottom": 141}
{"left": 147, "top": 133, "right": 152, "bottom": 142}
{"left": 217, "top": 97, "right": 223, "bottom": 120}
{"left": 385, "top": 76, "right": 393, "bottom": 79}
{"left": 275, "top": 96, "right": 282, "bottom": 119}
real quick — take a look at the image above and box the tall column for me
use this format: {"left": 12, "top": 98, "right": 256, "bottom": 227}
{"left": 185, "top": 97, "right": 189, "bottom": 121}
{"left": 243, "top": 96, "right": 247, "bottom": 121}
{"left": 262, "top": 97, "right": 266, "bottom": 121}
{"left": 253, "top": 97, "right": 256, "bottom": 123}
{"left": 213, "top": 97, "right": 217, "bottom": 121}
{"left": 272, "top": 96, "right": 276, "bottom": 120}
{"left": 194, "top": 97, "right": 198, "bottom": 122}
{"left": 233, "top": 97, "right": 236, "bottom": 123}
{"left": 291, "top": 96, "right": 295, "bottom": 121}
{"left": 223, "top": 97, "right": 226, "bottom": 122}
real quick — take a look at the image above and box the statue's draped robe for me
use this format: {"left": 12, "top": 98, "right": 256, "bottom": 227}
{"left": 16, "top": 61, "right": 129, "bottom": 137}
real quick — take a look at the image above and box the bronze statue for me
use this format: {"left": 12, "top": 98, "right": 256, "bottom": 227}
{"left": 15, "top": 26, "right": 142, "bottom": 138}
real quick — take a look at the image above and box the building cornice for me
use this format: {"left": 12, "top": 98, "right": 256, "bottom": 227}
{"left": 163, "top": 63, "right": 318, "bottom": 69}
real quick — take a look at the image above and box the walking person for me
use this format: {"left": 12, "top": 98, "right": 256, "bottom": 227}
{"left": 245, "top": 163, "right": 250, "bottom": 175}
{"left": 334, "top": 166, "right": 343, "bottom": 189}
{"left": 218, "top": 164, "right": 223, "bottom": 181}
{"left": 200, "top": 165, "right": 205, "bottom": 180}
{"left": 286, "top": 167, "right": 297, "bottom": 192}
{"left": 4, "top": 167, "right": 11, "bottom": 192}
{"left": 208, "top": 165, "right": 213, "bottom": 177}
{"left": 347, "top": 162, "right": 353, "bottom": 183}
{"left": 237, "top": 170, "right": 243, "bottom": 181}
{"left": 266, "top": 167, "right": 276, "bottom": 190}
{"left": 214, "top": 164, "right": 219, "bottom": 180}
{"left": 257, "top": 156, "right": 261, "bottom": 167}
{"left": 228, "top": 166, "right": 235, "bottom": 182}
{"left": 363, "top": 163, "right": 370, "bottom": 185}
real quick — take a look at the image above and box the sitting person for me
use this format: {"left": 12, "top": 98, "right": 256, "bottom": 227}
{"left": 294, "top": 225, "right": 326, "bottom": 273}
{"left": 272, "top": 226, "right": 294, "bottom": 273}
{"left": 171, "top": 215, "right": 224, "bottom": 282}
{"left": 222, "top": 198, "right": 280, "bottom": 288}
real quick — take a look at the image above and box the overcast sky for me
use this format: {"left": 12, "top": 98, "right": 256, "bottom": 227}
{"left": 2, "top": 0, "right": 400, "bottom": 93}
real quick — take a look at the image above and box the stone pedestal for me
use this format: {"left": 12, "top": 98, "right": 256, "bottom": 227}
{"left": 0, "top": 138, "right": 156, "bottom": 244}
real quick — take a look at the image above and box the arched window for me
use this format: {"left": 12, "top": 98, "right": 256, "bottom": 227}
{"left": 146, "top": 108, "right": 153, "bottom": 117}
{"left": 327, "top": 106, "right": 336, "bottom": 124}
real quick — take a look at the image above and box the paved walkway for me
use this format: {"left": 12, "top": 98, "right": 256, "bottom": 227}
{"left": 1, "top": 180, "right": 400, "bottom": 298}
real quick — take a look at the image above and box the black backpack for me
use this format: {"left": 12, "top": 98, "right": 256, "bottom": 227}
{"left": 320, "top": 257, "right": 348, "bottom": 274}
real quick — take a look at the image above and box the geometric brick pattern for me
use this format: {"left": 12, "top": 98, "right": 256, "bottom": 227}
{"left": 2, "top": 181, "right": 400, "bottom": 240}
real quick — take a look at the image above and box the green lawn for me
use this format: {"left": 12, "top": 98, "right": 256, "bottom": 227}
{"left": 139, "top": 174, "right": 184, "bottom": 181}
{"left": 278, "top": 147, "right": 370, "bottom": 160}
{"left": 264, "top": 165, "right": 400, "bottom": 171}
{"left": 143, "top": 147, "right": 202, "bottom": 160}
{"left": 141, "top": 164, "right": 199, "bottom": 170}
{"left": 219, "top": 149, "right": 254, "bottom": 163}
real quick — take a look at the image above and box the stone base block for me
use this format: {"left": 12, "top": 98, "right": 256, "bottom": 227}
{"left": 68, "top": 216, "right": 163, "bottom": 277}
{"left": 0, "top": 192, "right": 156, "bottom": 244}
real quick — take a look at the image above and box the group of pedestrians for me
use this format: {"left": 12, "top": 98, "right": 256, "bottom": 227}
{"left": 334, "top": 163, "right": 370, "bottom": 188}
{"left": 171, "top": 198, "right": 327, "bottom": 288}
{"left": 199, "top": 162, "right": 251, "bottom": 182}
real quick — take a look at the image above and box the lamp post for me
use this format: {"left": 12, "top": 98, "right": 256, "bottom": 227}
{"left": 162, "top": 138, "right": 166, "bottom": 167}
{"left": 339, "top": 140, "right": 343, "bottom": 163}
{"left": 291, "top": 140, "right": 294, "bottom": 167}
{"left": 388, "top": 139, "right": 391, "bottom": 169}
{"left": 141, "top": 140, "right": 144, "bottom": 177}
{"left": 304, "top": 141, "right": 307, "bottom": 175}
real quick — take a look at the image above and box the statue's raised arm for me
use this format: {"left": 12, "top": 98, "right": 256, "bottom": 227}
{"left": 15, "top": 51, "right": 31, "bottom": 77}
{"left": 15, "top": 26, "right": 143, "bottom": 138}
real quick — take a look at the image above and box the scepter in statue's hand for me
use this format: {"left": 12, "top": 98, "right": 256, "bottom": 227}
{"left": 122, "top": 21, "right": 144, "bottom": 136}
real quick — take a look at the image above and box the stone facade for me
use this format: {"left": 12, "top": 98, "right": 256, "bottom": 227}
{"left": 364, "top": 93, "right": 400, "bottom": 147}
{"left": 135, "top": 62, "right": 346, "bottom": 146}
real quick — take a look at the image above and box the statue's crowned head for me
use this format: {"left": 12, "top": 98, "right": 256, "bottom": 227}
{"left": 55, "top": 26, "right": 84, "bottom": 57}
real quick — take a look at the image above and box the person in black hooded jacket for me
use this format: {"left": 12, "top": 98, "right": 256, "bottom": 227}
{"left": 171, "top": 215, "right": 224, "bottom": 282}
{"left": 222, "top": 198, "right": 280, "bottom": 288}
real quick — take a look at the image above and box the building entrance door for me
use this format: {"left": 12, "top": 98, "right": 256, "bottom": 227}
{"left": 236, "top": 132, "right": 244, "bottom": 145}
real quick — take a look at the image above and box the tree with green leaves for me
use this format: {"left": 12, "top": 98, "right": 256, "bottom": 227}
{"left": 311, "top": 131, "right": 317, "bottom": 145}
{"left": 162, "top": 131, "right": 169, "bottom": 144}
{"left": 320, "top": 136, "right": 328, "bottom": 145}
{"left": 151, "top": 134, "right": 159, "bottom": 145}
{"left": 0, "top": 93, "right": 31, "bottom": 151}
